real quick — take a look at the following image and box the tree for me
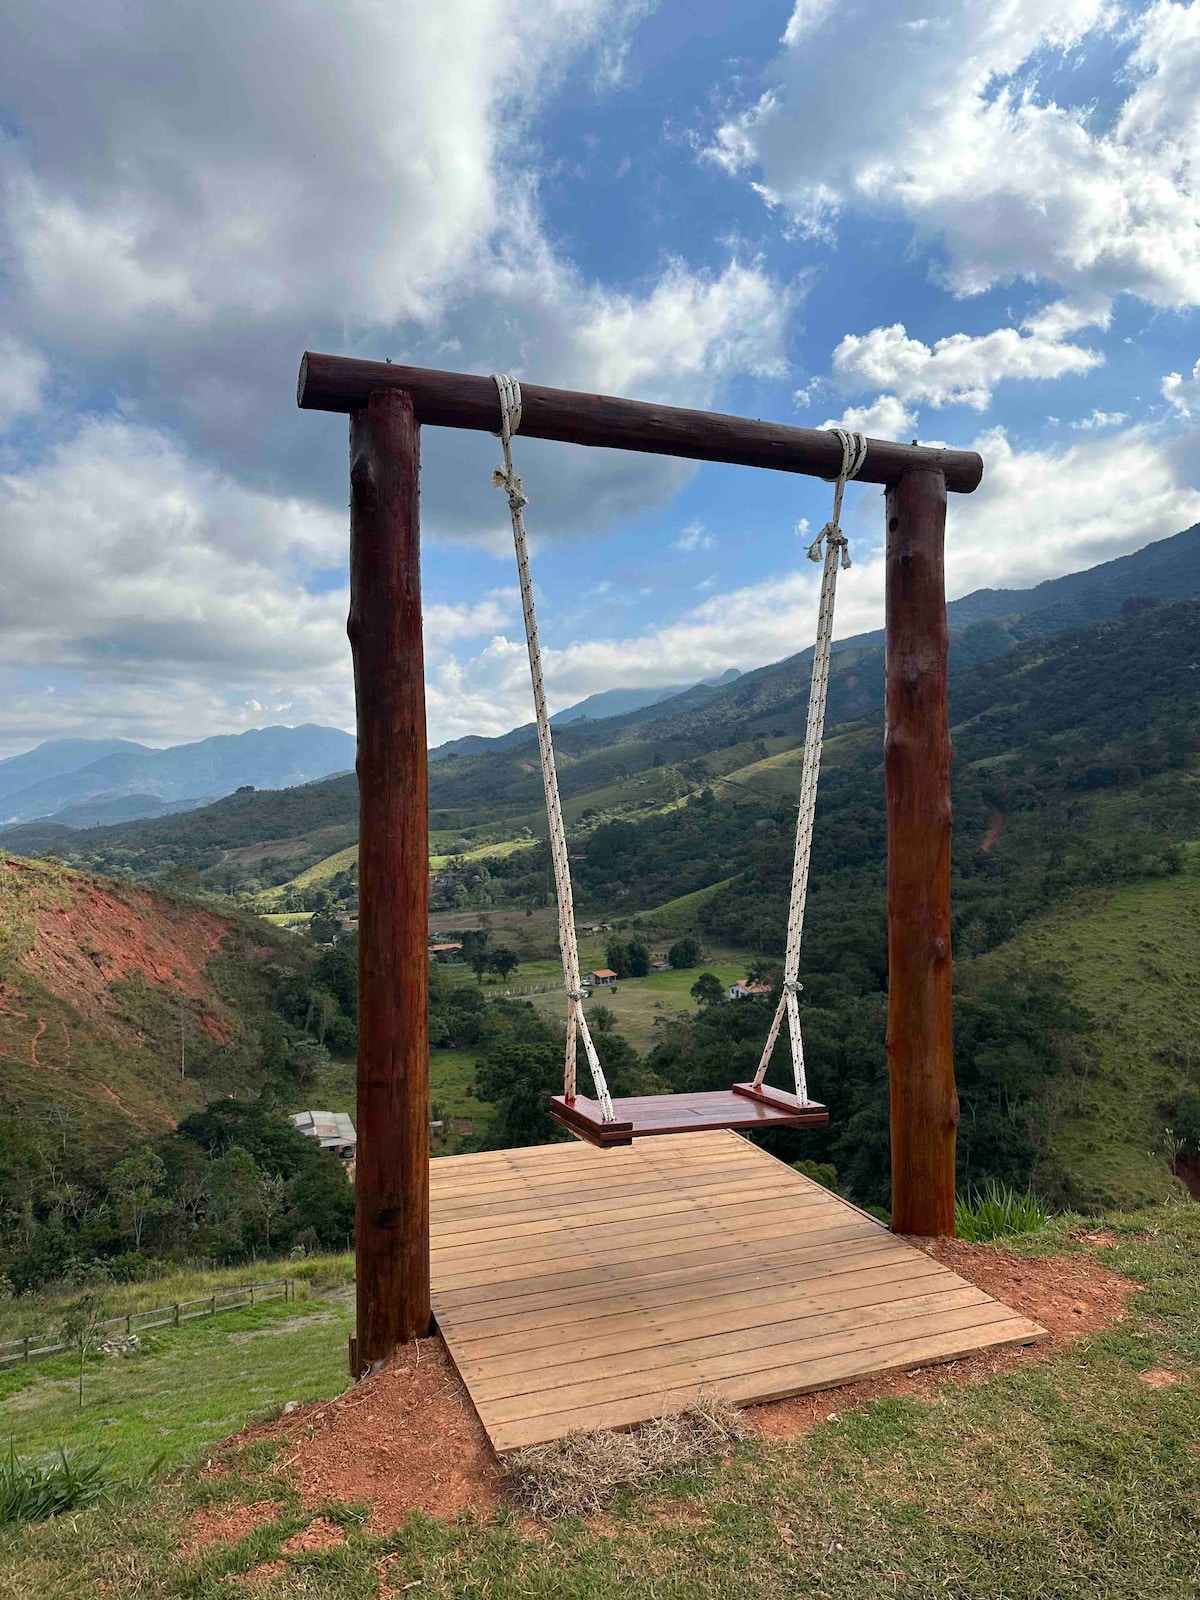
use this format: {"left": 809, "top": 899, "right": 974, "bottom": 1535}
{"left": 489, "top": 947, "right": 520, "bottom": 983}
{"left": 626, "top": 939, "right": 651, "bottom": 978}
{"left": 604, "top": 940, "right": 630, "bottom": 978}
{"left": 59, "top": 1289, "right": 109, "bottom": 1411}
{"left": 690, "top": 972, "right": 724, "bottom": 1007}
{"left": 290, "top": 1157, "right": 354, "bottom": 1249}
{"left": 109, "top": 1148, "right": 170, "bottom": 1251}
{"left": 668, "top": 936, "right": 702, "bottom": 970}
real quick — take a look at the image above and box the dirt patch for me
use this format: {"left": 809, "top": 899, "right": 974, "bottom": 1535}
{"left": 231, "top": 1560, "right": 286, "bottom": 1587}
{"left": 280, "top": 1516, "right": 346, "bottom": 1553}
{"left": 981, "top": 809, "right": 1005, "bottom": 852}
{"left": 750, "top": 1241, "right": 1135, "bottom": 1441}
{"left": 235, "top": 1337, "right": 502, "bottom": 1532}
{"left": 179, "top": 1498, "right": 282, "bottom": 1553}
{"left": 1139, "top": 1368, "right": 1186, "bottom": 1389}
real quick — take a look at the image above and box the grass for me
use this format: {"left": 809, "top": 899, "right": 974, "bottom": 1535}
{"left": 955, "top": 1180, "right": 1053, "bottom": 1242}
{"left": 2, "top": 1197, "right": 1197, "bottom": 1597}
{"left": 0, "top": 1290, "right": 353, "bottom": 1481}
{"left": 0, "top": 1446, "right": 114, "bottom": 1526}
{"left": 0, "top": 1255, "right": 354, "bottom": 1344}
{"left": 527, "top": 956, "right": 751, "bottom": 1051}
{"left": 966, "top": 865, "right": 1200, "bottom": 1209}
{"left": 642, "top": 878, "right": 738, "bottom": 934}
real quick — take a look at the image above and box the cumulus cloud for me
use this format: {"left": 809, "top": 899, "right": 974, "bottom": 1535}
{"left": 831, "top": 307, "right": 1105, "bottom": 410}
{"left": 820, "top": 394, "right": 918, "bottom": 437}
{"left": 1070, "top": 408, "right": 1129, "bottom": 429}
{"left": 1163, "top": 360, "right": 1200, "bottom": 419}
{"left": 710, "top": 0, "right": 1200, "bottom": 308}
{"left": 0, "top": 414, "right": 521, "bottom": 753}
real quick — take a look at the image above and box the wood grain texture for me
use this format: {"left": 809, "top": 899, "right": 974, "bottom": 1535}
{"left": 550, "top": 1088, "right": 828, "bottom": 1146}
{"left": 430, "top": 1133, "right": 1042, "bottom": 1451}
{"left": 350, "top": 388, "right": 431, "bottom": 1358}
{"left": 884, "top": 468, "right": 958, "bottom": 1236}
{"left": 299, "top": 353, "right": 984, "bottom": 494}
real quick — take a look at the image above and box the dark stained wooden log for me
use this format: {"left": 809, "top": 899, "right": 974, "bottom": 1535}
{"left": 299, "top": 353, "right": 984, "bottom": 494}
{"left": 349, "top": 388, "right": 431, "bottom": 1357}
{"left": 884, "top": 468, "right": 958, "bottom": 1237}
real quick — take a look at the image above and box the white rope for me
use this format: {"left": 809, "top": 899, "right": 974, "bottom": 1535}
{"left": 752, "top": 427, "right": 867, "bottom": 1101}
{"left": 491, "top": 374, "right": 616, "bottom": 1121}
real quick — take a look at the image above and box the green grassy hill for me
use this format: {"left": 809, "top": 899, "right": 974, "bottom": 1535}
{"left": 965, "top": 868, "right": 1200, "bottom": 1209}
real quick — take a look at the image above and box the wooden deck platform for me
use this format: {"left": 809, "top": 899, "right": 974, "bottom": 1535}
{"left": 430, "top": 1131, "right": 1044, "bottom": 1452}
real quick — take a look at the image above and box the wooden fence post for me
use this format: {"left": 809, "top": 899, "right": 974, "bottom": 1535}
{"left": 349, "top": 388, "right": 432, "bottom": 1364}
{"left": 884, "top": 467, "right": 959, "bottom": 1236}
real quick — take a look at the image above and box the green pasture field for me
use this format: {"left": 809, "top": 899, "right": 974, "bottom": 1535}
{"left": 2, "top": 1200, "right": 1196, "bottom": 1598}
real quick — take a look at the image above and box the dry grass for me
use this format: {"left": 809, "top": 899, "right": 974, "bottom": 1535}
{"left": 502, "top": 1395, "right": 747, "bottom": 1519}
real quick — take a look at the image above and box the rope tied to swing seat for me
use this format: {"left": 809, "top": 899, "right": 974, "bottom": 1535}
{"left": 491, "top": 372, "right": 617, "bottom": 1122}
{"left": 751, "top": 425, "right": 866, "bottom": 1105}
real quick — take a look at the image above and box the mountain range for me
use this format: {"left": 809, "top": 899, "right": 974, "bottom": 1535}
{"left": 0, "top": 724, "right": 357, "bottom": 828}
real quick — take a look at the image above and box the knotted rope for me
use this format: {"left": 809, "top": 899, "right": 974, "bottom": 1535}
{"left": 492, "top": 374, "right": 616, "bottom": 1120}
{"left": 751, "top": 427, "right": 867, "bottom": 1101}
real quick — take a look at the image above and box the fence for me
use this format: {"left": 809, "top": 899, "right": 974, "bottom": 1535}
{"left": 0, "top": 1279, "right": 293, "bottom": 1368}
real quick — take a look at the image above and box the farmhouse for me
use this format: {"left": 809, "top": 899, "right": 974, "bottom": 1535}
{"left": 728, "top": 978, "right": 772, "bottom": 1000}
{"left": 586, "top": 968, "right": 618, "bottom": 987}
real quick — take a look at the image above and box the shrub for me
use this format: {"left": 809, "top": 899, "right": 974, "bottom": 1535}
{"left": 955, "top": 1179, "right": 1051, "bottom": 1242}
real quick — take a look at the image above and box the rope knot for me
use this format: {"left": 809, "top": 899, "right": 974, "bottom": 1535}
{"left": 783, "top": 978, "right": 803, "bottom": 995}
{"left": 806, "top": 522, "right": 852, "bottom": 570}
{"left": 568, "top": 986, "right": 588, "bottom": 1002}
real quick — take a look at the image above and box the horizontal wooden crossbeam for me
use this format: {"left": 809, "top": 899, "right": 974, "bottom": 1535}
{"left": 298, "top": 353, "right": 983, "bottom": 493}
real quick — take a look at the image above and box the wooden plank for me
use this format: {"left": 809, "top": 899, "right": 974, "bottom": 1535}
{"left": 480, "top": 1300, "right": 1034, "bottom": 1426}
{"left": 437, "top": 1232, "right": 898, "bottom": 1338}
{"left": 454, "top": 1259, "right": 962, "bottom": 1373}
{"left": 429, "top": 1135, "right": 1044, "bottom": 1451}
{"left": 465, "top": 1285, "right": 997, "bottom": 1402}
{"left": 298, "top": 353, "right": 986, "bottom": 493}
{"left": 486, "top": 1318, "right": 1040, "bottom": 1451}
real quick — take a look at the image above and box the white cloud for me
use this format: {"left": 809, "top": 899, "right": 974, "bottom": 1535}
{"left": 1163, "top": 360, "right": 1200, "bottom": 419}
{"left": 0, "top": 338, "right": 48, "bottom": 431}
{"left": 831, "top": 306, "right": 1105, "bottom": 410}
{"left": 0, "top": 414, "right": 522, "bottom": 753}
{"left": 821, "top": 394, "right": 918, "bottom": 437}
{"left": 674, "top": 521, "right": 716, "bottom": 551}
{"left": 1070, "top": 407, "right": 1129, "bottom": 429}
{"left": 710, "top": 0, "right": 1200, "bottom": 309}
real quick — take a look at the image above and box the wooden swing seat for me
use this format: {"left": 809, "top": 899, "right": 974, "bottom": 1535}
{"left": 550, "top": 1082, "right": 828, "bottom": 1148}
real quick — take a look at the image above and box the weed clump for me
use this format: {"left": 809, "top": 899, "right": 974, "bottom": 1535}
{"left": 956, "top": 1179, "right": 1051, "bottom": 1241}
{"left": 0, "top": 1445, "right": 113, "bottom": 1525}
{"left": 502, "top": 1396, "right": 746, "bottom": 1519}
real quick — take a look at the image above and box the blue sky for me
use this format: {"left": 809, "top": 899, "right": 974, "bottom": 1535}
{"left": 0, "top": 0, "right": 1198, "bottom": 753}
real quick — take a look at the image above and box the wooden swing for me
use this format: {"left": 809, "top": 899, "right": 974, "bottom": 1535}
{"left": 490, "top": 374, "right": 862, "bottom": 1147}
{"left": 297, "top": 350, "right": 979, "bottom": 1365}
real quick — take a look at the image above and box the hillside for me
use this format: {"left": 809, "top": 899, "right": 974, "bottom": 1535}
{"left": 0, "top": 853, "right": 300, "bottom": 1177}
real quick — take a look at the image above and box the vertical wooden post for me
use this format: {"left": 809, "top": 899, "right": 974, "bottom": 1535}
{"left": 884, "top": 467, "right": 958, "bottom": 1236}
{"left": 349, "top": 387, "right": 431, "bottom": 1363}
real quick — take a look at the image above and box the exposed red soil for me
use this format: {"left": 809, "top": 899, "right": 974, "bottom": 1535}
{"left": 750, "top": 1238, "right": 1135, "bottom": 1441}
{"left": 234, "top": 1337, "right": 503, "bottom": 1533}
{"left": 179, "top": 1499, "right": 282, "bottom": 1553}
{"left": 981, "top": 809, "right": 1005, "bottom": 852}
{"left": 0, "top": 854, "right": 278, "bottom": 1121}
{"left": 280, "top": 1516, "right": 346, "bottom": 1553}
{"left": 1139, "top": 1368, "right": 1186, "bottom": 1389}
{"left": 209, "top": 1242, "right": 1134, "bottom": 1529}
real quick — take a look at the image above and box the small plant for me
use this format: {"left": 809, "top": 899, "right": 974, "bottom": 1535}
{"left": 955, "top": 1179, "right": 1051, "bottom": 1242}
{"left": 0, "top": 1445, "right": 113, "bottom": 1525}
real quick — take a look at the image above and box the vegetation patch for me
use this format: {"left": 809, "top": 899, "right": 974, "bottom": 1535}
{"left": 504, "top": 1397, "right": 747, "bottom": 1520}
